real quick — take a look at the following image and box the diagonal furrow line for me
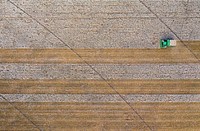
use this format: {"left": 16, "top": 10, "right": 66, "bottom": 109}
{"left": 0, "top": 95, "right": 42, "bottom": 131}
{"left": 6, "top": 0, "right": 153, "bottom": 130}
{"left": 139, "top": 0, "right": 200, "bottom": 63}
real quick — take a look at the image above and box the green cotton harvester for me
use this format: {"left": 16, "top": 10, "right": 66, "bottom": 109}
{"left": 160, "top": 39, "right": 176, "bottom": 48}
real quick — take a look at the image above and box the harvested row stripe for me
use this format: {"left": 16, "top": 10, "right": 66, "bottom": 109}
{"left": 0, "top": 63, "right": 199, "bottom": 79}
{"left": 1, "top": 94, "right": 200, "bottom": 102}
{"left": 0, "top": 79, "right": 200, "bottom": 94}
{"left": 187, "top": 41, "right": 200, "bottom": 60}
{"left": 0, "top": 41, "right": 199, "bottom": 64}
{"left": 5, "top": 102, "right": 200, "bottom": 130}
